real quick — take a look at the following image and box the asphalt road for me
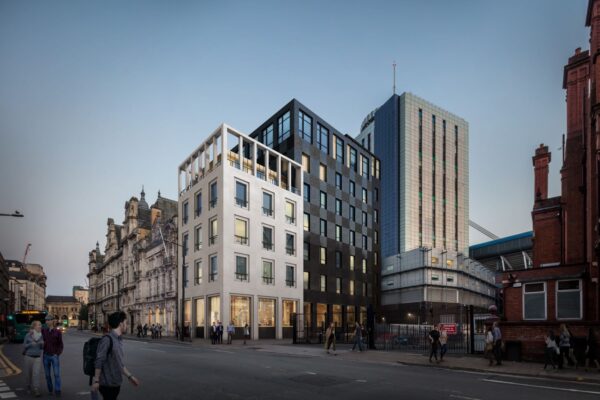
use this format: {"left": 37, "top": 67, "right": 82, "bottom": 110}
{"left": 1, "top": 330, "right": 599, "bottom": 399}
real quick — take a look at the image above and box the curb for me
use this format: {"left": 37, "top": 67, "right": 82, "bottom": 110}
{"left": 396, "top": 360, "right": 600, "bottom": 384}
{"left": 0, "top": 345, "right": 21, "bottom": 377}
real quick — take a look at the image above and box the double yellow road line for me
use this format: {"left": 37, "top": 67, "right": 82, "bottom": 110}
{"left": 0, "top": 345, "right": 21, "bottom": 377}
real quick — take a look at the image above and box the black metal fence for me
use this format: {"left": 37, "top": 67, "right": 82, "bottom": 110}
{"left": 373, "top": 323, "right": 470, "bottom": 353}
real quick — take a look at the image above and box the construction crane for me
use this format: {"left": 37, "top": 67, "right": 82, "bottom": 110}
{"left": 469, "top": 220, "right": 499, "bottom": 240}
{"left": 22, "top": 243, "right": 31, "bottom": 265}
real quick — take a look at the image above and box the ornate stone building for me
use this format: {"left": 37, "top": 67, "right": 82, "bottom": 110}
{"left": 46, "top": 295, "right": 80, "bottom": 327}
{"left": 87, "top": 189, "right": 178, "bottom": 334}
{"left": 6, "top": 261, "right": 46, "bottom": 312}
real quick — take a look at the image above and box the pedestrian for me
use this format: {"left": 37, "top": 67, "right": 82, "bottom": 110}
{"left": 492, "top": 321, "right": 503, "bottom": 366}
{"left": 226, "top": 321, "right": 235, "bottom": 344}
{"left": 351, "top": 322, "right": 363, "bottom": 352}
{"left": 243, "top": 323, "right": 250, "bottom": 345}
{"left": 558, "top": 324, "right": 577, "bottom": 369}
{"left": 143, "top": 324, "right": 148, "bottom": 338}
{"left": 324, "top": 322, "right": 336, "bottom": 354}
{"left": 158, "top": 324, "right": 162, "bottom": 339}
{"left": 151, "top": 324, "right": 156, "bottom": 339}
{"left": 23, "top": 320, "right": 44, "bottom": 397}
{"left": 175, "top": 325, "right": 180, "bottom": 341}
{"left": 439, "top": 324, "right": 448, "bottom": 362}
{"left": 136, "top": 324, "right": 142, "bottom": 338}
{"left": 484, "top": 325, "right": 494, "bottom": 366}
{"left": 218, "top": 321, "right": 224, "bottom": 344}
{"left": 210, "top": 321, "right": 219, "bottom": 344}
{"left": 42, "top": 318, "right": 63, "bottom": 396}
{"left": 91, "top": 311, "right": 140, "bottom": 400}
{"left": 428, "top": 324, "right": 440, "bottom": 363}
{"left": 544, "top": 330, "right": 558, "bottom": 370}
{"left": 585, "top": 328, "right": 600, "bottom": 372}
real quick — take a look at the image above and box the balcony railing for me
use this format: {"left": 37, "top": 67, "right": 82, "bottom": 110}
{"left": 235, "top": 272, "right": 248, "bottom": 281}
{"left": 235, "top": 198, "right": 248, "bottom": 208}
{"left": 262, "top": 207, "right": 273, "bottom": 217}
{"left": 195, "top": 243, "right": 202, "bottom": 251}
{"left": 195, "top": 208, "right": 202, "bottom": 217}
{"left": 209, "top": 199, "right": 218, "bottom": 208}
{"left": 285, "top": 215, "right": 296, "bottom": 224}
{"left": 209, "top": 273, "right": 218, "bottom": 282}
{"left": 286, "top": 247, "right": 295, "bottom": 256}
{"left": 234, "top": 235, "right": 249, "bottom": 245}
{"left": 209, "top": 235, "right": 218, "bottom": 245}
{"left": 285, "top": 279, "right": 295, "bottom": 287}
{"left": 262, "top": 241, "right": 273, "bottom": 251}
{"left": 262, "top": 276, "right": 274, "bottom": 285}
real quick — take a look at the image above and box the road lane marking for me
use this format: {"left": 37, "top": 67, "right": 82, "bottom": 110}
{"left": 0, "top": 347, "right": 20, "bottom": 376}
{"left": 445, "top": 368, "right": 600, "bottom": 387}
{"left": 482, "top": 378, "right": 600, "bottom": 395}
{"left": 356, "top": 379, "right": 367, "bottom": 383}
{"left": 0, "top": 392, "right": 16, "bottom": 399}
{"left": 211, "top": 349, "right": 234, "bottom": 354}
{"left": 449, "top": 395, "right": 480, "bottom": 400}
{"left": 306, "top": 371, "right": 317, "bottom": 375}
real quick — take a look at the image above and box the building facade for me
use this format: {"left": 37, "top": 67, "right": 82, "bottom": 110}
{"left": 46, "top": 295, "right": 80, "bottom": 327}
{"left": 178, "top": 124, "right": 304, "bottom": 339}
{"left": 6, "top": 261, "right": 46, "bottom": 312}
{"left": 87, "top": 190, "right": 179, "bottom": 334}
{"left": 357, "top": 92, "right": 469, "bottom": 257}
{"left": 72, "top": 286, "right": 89, "bottom": 305}
{"left": 250, "top": 99, "right": 381, "bottom": 332}
{"left": 497, "top": 1, "right": 600, "bottom": 360}
{"left": 0, "top": 253, "right": 9, "bottom": 335}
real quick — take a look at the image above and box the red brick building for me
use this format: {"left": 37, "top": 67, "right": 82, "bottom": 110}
{"left": 499, "top": 0, "right": 600, "bottom": 360}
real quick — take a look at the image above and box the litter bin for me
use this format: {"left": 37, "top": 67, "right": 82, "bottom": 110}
{"left": 504, "top": 340, "right": 522, "bottom": 362}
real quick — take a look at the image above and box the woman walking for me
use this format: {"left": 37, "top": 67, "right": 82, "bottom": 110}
{"left": 558, "top": 324, "right": 577, "bottom": 369}
{"left": 351, "top": 322, "right": 363, "bottom": 352}
{"left": 484, "top": 325, "right": 495, "bottom": 366}
{"left": 23, "top": 320, "right": 44, "bottom": 397}
{"left": 439, "top": 325, "right": 448, "bottom": 362}
{"left": 324, "top": 322, "right": 336, "bottom": 354}
{"left": 544, "top": 330, "right": 558, "bottom": 370}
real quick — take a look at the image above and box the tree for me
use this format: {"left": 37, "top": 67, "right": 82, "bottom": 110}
{"left": 79, "top": 303, "right": 89, "bottom": 322}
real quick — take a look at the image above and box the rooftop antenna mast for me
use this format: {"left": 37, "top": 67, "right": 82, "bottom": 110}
{"left": 393, "top": 61, "right": 397, "bottom": 95}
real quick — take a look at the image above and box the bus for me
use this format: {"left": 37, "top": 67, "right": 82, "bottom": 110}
{"left": 7, "top": 310, "right": 48, "bottom": 342}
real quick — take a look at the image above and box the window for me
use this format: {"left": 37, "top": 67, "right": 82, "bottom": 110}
{"left": 183, "top": 263, "right": 188, "bottom": 288}
{"left": 374, "top": 188, "right": 379, "bottom": 202}
{"left": 320, "top": 275, "right": 327, "bottom": 292}
{"left": 183, "top": 233, "right": 189, "bottom": 257}
{"left": 183, "top": 201, "right": 189, "bottom": 224}
{"left": 262, "top": 260, "right": 274, "bottom": 285}
{"left": 362, "top": 211, "right": 367, "bottom": 226}
{"left": 259, "top": 298, "right": 275, "bottom": 327}
{"left": 320, "top": 219, "right": 327, "bottom": 237}
{"left": 285, "top": 233, "right": 295, "bottom": 255}
{"left": 282, "top": 300, "right": 297, "bottom": 327}
{"left": 303, "top": 183, "right": 310, "bottom": 203}
{"left": 335, "top": 251, "right": 342, "bottom": 268}
{"left": 262, "top": 192, "right": 273, "bottom": 216}
{"left": 320, "top": 247, "right": 327, "bottom": 265}
{"left": 349, "top": 205, "right": 355, "bottom": 221}
{"left": 336, "top": 278, "right": 342, "bottom": 294}
{"left": 349, "top": 280, "right": 355, "bottom": 295}
{"left": 374, "top": 209, "right": 378, "bottom": 224}
{"left": 319, "top": 164, "right": 327, "bottom": 181}
{"left": 194, "top": 225, "right": 202, "bottom": 251}
{"left": 374, "top": 230, "right": 378, "bottom": 244}
{"left": 210, "top": 181, "right": 218, "bottom": 208}
{"left": 349, "top": 146, "right": 357, "bottom": 171}
{"left": 335, "top": 173, "right": 342, "bottom": 190}
{"left": 335, "top": 225, "right": 342, "bottom": 241}
{"left": 299, "top": 110, "right": 312, "bottom": 143}
{"left": 304, "top": 242, "right": 310, "bottom": 260}
{"left": 319, "top": 191, "right": 327, "bottom": 209}
{"left": 334, "top": 135, "right": 344, "bottom": 164}
{"left": 262, "top": 226, "right": 273, "bottom": 250}
{"left": 317, "top": 123, "right": 329, "bottom": 154}
{"left": 263, "top": 124, "right": 274, "bottom": 147}
{"left": 349, "top": 255, "right": 355, "bottom": 271}
{"left": 234, "top": 218, "right": 248, "bottom": 245}
{"left": 557, "top": 280, "right": 581, "bottom": 319}
{"left": 523, "top": 282, "right": 546, "bottom": 320}
{"left": 194, "top": 191, "right": 202, "bottom": 217}
{"left": 361, "top": 155, "right": 370, "bottom": 178}
{"left": 209, "top": 255, "right": 218, "bottom": 282}
{"left": 362, "top": 235, "right": 368, "bottom": 250}
{"left": 335, "top": 199, "right": 342, "bottom": 216}
{"left": 362, "top": 188, "right": 368, "bottom": 203}
{"left": 235, "top": 181, "right": 248, "bottom": 208}
{"left": 194, "top": 260, "right": 202, "bottom": 285}
{"left": 303, "top": 272, "right": 310, "bottom": 290}
{"left": 209, "top": 218, "right": 218, "bottom": 245}
{"left": 362, "top": 259, "right": 367, "bottom": 273}
{"left": 349, "top": 180, "right": 355, "bottom": 196}
{"left": 362, "top": 282, "right": 367, "bottom": 297}
{"left": 278, "top": 111, "right": 291, "bottom": 142}
{"left": 302, "top": 153, "right": 310, "bottom": 173}
{"left": 350, "top": 230, "right": 355, "bottom": 246}
{"left": 285, "top": 201, "right": 296, "bottom": 224}
{"left": 235, "top": 255, "right": 248, "bottom": 281}
{"left": 304, "top": 213, "right": 310, "bottom": 232}
{"left": 231, "top": 296, "right": 250, "bottom": 327}
{"left": 286, "top": 265, "right": 296, "bottom": 287}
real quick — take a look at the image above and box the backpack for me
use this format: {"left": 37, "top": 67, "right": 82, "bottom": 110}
{"left": 83, "top": 335, "right": 113, "bottom": 376}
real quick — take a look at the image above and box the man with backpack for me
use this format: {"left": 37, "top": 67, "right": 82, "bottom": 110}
{"left": 90, "top": 311, "right": 139, "bottom": 399}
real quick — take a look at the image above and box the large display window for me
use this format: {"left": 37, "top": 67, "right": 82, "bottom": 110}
{"left": 231, "top": 296, "right": 251, "bottom": 327}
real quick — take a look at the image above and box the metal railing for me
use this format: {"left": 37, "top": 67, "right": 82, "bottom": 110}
{"left": 234, "top": 235, "right": 249, "bottom": 245}
{"left": 262, "top": 276, "right": 274, "bottom": 285}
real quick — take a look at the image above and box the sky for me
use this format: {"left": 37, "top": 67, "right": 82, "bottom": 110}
{"left": 0, "top": 0, "right": 590, "bottom": 295}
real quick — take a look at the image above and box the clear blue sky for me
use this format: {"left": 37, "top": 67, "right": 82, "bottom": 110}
{"left": 0, "top": 0, "right": 589, "bottom": 295}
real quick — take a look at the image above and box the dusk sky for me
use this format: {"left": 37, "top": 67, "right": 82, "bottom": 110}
{"left": 0, "top": 0, "right": 589, "bottom": 295}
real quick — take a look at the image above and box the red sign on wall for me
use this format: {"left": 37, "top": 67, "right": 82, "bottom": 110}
{"left": 440, "top": 323, "right": 457, "bottom": 335}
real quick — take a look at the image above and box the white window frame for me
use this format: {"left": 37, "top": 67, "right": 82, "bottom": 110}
{"left": 522, "top": 282, "right": 547, "bottom": 321}
{"left": 555, "top": 279, "right": 582, "bottom": 320}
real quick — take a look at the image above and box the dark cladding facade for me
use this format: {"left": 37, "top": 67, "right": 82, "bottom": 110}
{"left": 250, "top": 99, "right": 381, "bottom": 332}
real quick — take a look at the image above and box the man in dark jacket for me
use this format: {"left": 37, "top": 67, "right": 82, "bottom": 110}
{"left": 42, "top": 319, "right": 63, "bottom": 396}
